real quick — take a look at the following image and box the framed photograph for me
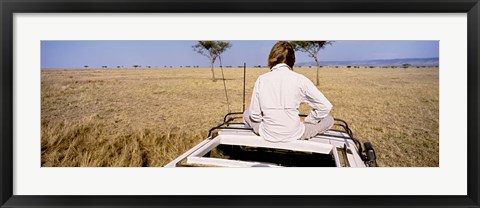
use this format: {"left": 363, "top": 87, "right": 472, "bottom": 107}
{"left": 1, "top": 0, "right": 479, "bottom": 207}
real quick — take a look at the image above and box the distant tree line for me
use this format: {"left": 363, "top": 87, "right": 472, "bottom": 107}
{"left": 81, "top": 63, "right": 436, "bottom": 70}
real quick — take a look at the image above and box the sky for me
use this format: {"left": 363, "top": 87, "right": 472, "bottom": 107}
{"left": 41, "top": 40, "right": 439, "bottom": 69}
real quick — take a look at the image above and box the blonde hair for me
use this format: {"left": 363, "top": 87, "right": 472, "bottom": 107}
{"left": 268, "top": 41, "right": 295, "bottom": 69}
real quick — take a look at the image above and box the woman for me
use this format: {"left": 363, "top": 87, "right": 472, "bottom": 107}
{"left": 243, "top": 41, "right": 334, "bottom": 142}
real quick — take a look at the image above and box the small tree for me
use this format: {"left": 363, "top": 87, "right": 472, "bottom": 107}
{"left": 402, "top": 63, "right": 411, "bottom": 68}
{"left": 84, "top": 65, "right": 88, "bottom": 69}
{"left": 192, "top": 41, "right": 232, "bottom": 81}
{"left": 290, "top": 41, "right": 333, "bottom": 86}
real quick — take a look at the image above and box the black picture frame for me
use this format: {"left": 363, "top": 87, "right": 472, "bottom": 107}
{"left": 1, "top": 0, "right": 479, "bottom": 207}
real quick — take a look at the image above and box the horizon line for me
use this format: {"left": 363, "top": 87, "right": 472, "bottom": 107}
{"left": 42, "top": 57, "right": 440, "bottom": 69}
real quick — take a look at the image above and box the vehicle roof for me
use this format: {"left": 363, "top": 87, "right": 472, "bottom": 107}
{"left": 165, "top": 124, "right": 365, "bottom": 167}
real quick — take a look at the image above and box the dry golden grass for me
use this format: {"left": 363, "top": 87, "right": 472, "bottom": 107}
{"left": 41, "top": 67, "right": 438, "bottom": 167}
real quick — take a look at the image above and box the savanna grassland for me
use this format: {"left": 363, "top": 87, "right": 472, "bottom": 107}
{"left": 41, "top": 67, "right": 439, "bottom": 167}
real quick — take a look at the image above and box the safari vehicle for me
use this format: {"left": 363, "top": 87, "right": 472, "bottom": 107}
{"left": 165, "top": 112, "right": 378, "bottom": 167}
{"left": 165, "top": 63, "right": 377, "bottom": 167}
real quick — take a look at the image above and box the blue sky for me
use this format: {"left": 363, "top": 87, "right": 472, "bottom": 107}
{"left": 41, "top": 40, "right": 439, "bottom": 68}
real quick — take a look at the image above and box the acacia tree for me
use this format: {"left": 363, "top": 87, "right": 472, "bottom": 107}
{"left": 192, "top": 41, "right": 232, "bottom": 81}
{"left": 290, "top": 41, "right": 333, "bottom": 86}
{"left": 402, "top": 63, "right": 411, "bottom": 68}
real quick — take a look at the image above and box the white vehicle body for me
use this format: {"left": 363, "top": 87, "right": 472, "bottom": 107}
{"left": 165, "top": 120, "right": 375, "bottom": 167}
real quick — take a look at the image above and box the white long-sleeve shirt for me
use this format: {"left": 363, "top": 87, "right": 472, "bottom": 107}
{"left": 249, "top": 63, "right": 333, "bottom": 142}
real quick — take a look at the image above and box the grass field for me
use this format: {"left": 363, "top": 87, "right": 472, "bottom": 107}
{"left": 41, "top": 67, "right": 439, "bottom": 167}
